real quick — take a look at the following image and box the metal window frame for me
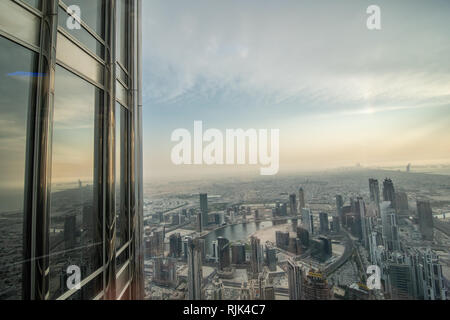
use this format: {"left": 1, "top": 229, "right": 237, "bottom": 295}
{"left": 0, "top": 0, "right": 144, "bottom": 300}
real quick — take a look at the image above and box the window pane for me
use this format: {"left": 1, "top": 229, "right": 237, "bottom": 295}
{"left": 58, "top": 6, "right": 104, "bottom": 59}
{"left": 0, "top": 36, "right": 37, "bottom": 300}
{"left": 22, "top": 0, "right": 41, "bottom": 10}
{"left": 116, "top": 0, "right": 129, "bottom": 69}
{"left": 116, "top": 103, "right": 128, "bottom": 250}
{"left": 61, "top": 0, "right": 105, "bottom": 38}
{"left": 56, "top": 32, "right": 104, "bottom": 85}
{"left": 49, "top": 65, "right": 103, "bottom": 299}
{"left": 0, "top": 0, "right": 40, "bottom": 46}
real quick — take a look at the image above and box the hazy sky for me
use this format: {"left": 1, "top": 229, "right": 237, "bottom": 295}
{"left": 141, "top": 0, "right": 450, "bottom": 181}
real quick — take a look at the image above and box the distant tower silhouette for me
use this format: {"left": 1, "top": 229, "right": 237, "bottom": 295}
{"left": 383, "top": 178, "right": 396, "bottom": 209}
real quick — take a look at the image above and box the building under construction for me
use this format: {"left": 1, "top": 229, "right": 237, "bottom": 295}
{"left": 303, "top": 269, "right": 333, "bottom": 300}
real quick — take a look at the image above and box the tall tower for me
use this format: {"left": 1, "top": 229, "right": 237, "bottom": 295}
{"left": 302, "top": 208, "right": 314, "bottom": 234}
{"left": 196, "top": 209, "right": 203, "bottom": 233}
{"left": 287, "top": 259, "right": 303, "bottom": 300}
{"left": 335, "top": 195, "right": 344, "bottom": 220}
{"left": 217, "top": 237, "right": 231, "bottom": 271}
{"left": 383, "top": 178, "right": 396, "bottom": 209}
{"left": 319, "top": 212, "right": 329, "bottom": 234}
{"left": 369, "top": 178, "right": 381, "bottom": 215}
{"left": 289, "top": 193, "right": 297, "bottom": 216}
{"left": 298, "top": 188, "right": 306, "bottom": 212}
{"left": 250, "top": 236, "right": 263, "bottom": 275}
{"left": 417, "top": 200, "right": 434, "bottom": 241}
{"left": 200, "top": 193, "right": 208, "bottom": 228}
{"left": 380, "top": 201, "right": 400, "bottom": 252}
{"left": 187, "top": 238, "right": 203, "bottom": 300}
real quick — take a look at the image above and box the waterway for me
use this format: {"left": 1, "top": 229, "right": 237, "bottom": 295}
{"left": 202, "top": 218, "right": 296, "bottom": 255}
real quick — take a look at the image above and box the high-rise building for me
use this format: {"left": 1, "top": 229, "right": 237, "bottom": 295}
{"left": 387, "top": 253, "right": 414, "bottom": 300}
{"left": 331, "top": 216, "right": 341, "bottom": 233}
{"left": 289, "top": 193, "right": 297, "bottom": 216}
{"left": 395, "top": 191, "right": 409, "bottom": 212}
{"left": 421, "top": 248, "right": 447, "bottom": 300}
{"left": 298, "top": 187, "right": 306, "bottom": 212}
{"left": 196, "top": 209, "right": 203, "bottom": 233}
{"left": 217, "top": 237, "right": 231, "bottom": 271}
{"left": 319, "top": 212, "right": 329, "bottom": 234}
{"left": 265, "top": 246, "right": 277, "bottom": 271}
{"left": 303, "top": 270, "right": 332, "bottom": 300}
{"left": 153, "top": 257, "right": 177, "bottom": 287}
{"left": 287, "top": 259, "right": 303, "bottom": 300}
{"left": 417, "top": 200, "right": 434, "bottom": 241}
{"left": 231, "top": 243, "right": 246, "bottom": 265}
{"left": 369, "top": 178, "right": 381, "bottom": 215}
{"left": 250, "top": 236, "right": 263, "bottom": 275}
{"left": 169, "top": 233, "right": 183, "bottom": 258}
{"left": 301, "top": 208, "right": 314, "bottom": 234}
{"left": 383, "top": 178, "right": 396, "bottom": 209}
{"left": 335, "top": 195, "right": 344, "bottom": 220}
{"left": 200, "top": 193, "right": 208, "bottom": 228}
{"left": 380, "top": 201, "right": 400, "bottom": 252}
{"left": 187, "top": 238, "right": 203, "bottom": 300}
{"left": 0, "top": 0, "right": 144, "bottom": 300}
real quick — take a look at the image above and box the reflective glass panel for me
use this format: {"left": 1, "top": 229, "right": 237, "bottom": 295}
{"left": 56, "top": 32, "right": 104, "bottom": 85}
{"left": 61, "top": 0, "right": 105, "bottom": 39}
{"left": 0, "top": 1, "right": 40, "bottom": 46}
{"left": 116, "top": 0, "right": 129, "bottom": 69}
{"left": 49, "top": 65, "right": 103, "bottom": 299}
{"left": 0, "top": 36, "right": 37, "bottom": 300}
{"left": 116, "top": 103, "right": 129, "bottom": 251}
{"left": 58, "top": 6, "right": 104, "bottom": 59}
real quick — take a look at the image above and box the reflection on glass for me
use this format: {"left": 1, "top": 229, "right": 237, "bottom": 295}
{"left": 116, "top": 0, "right": 129, "bottom": 69}
{"left": 0, "top": 1, "right": 40, "bottom": 46}
{"left": 61, "top": 0, "right": 105, "bottom": 38}
{"left": 58, "top": 6, "right": 104, "bottom": 59}
{"left": 49, "top": 65, "right": 103, "bottom": 299}
{"left": 22, "top": 0, "right": 41, "bottom": 10}
{"left": 116, "top": 103, "right": 128, "bottom": 251}
{"left": 56, "top": 32, "right": 104, "bottom": 85}
{"left": 0, "top": 36, "right": 37, "bottom": 300}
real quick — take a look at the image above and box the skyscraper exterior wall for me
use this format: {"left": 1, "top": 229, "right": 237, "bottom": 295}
{"left": 187, "top": 238, "right": 203, "bottom": 300}
{"left": 380, "top": 201, "right": 400, "bottom": 252}
{"left": 319, "top": 212, "right": 329, "bottom": 234}
{"left": 301, "top": 208, "right": 314, "bottom": 234}
{"left": 298, "top": 187, "right": 306, "bottom": 212}
{"left": 289, "top": 193, "right": 297, "bottom": 216}
{"left": 287, "top": 259, "right": 303, "bottom": 300}
{"left": 199, "top": 193, "right": 208, "bottom": 228}
{"left": 217, "top": 237, "right": 231, "bottom": 271}
{"left": 417, "top": 200, "right": 434, "bottom": 241}
{"left": 383, "top": 178, "right": 396, "bottom": 209}
{"left": 231, "top": 243, "right": 246, "bottom": 265}
{"left": 250, "top": 236, "right": 263, "bottom": 274}
{"left": 369, "top": 178, "right": 380, "bottom": 215}
{"left": 335, "top": 195, "right": 343, "bottom": 220}
{"left": 0, "top": 0, "right": 143, "bottom": 300}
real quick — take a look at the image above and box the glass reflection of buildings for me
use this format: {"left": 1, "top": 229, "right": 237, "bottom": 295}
{"left": 0, "top": 0, "right": 144, "bottom": 300}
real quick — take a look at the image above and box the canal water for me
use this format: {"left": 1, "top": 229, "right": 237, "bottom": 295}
{"left": 202, "top": 218, "right": 295, "bottom": 255}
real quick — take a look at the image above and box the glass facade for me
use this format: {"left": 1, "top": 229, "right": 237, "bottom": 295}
{"left": 0, "top": 0, "right": 143, "bottom": 300}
